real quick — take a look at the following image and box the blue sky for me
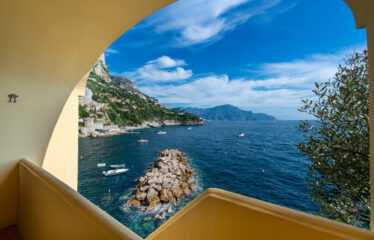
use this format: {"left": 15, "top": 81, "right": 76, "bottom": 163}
{"left": 104, "top": 0, "right": 367, "bottom": 120}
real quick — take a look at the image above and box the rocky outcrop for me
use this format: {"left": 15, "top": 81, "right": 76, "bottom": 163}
{"left": 78, "top": 126, "right": 126, "bottom": 138}
{"left": 111, "top": 76, "right": 158, "bottom": 104}
{"left": 79, "top": 118, "right": 204, "bottom": 138}
{"left": 126, "top": 149, "right": 197, "bottom": 212}
{"left": 92, "top": 53, "right": 111, "bottom": 83}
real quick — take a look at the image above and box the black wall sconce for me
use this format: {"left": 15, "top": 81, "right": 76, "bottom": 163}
{"left": 8, "top": 93, "right": 18, "bottom": 103}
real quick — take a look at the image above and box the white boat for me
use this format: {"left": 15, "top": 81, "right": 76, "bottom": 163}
{"left": 97, "top": 163, "right": 106, "bottom": 167}
{"left": 109, "top": 164, "right": 125, "bottom": 168}
{"left": 157, "top": 131, "right": 167, "bottom": 135}
{"left": 102, "top": 168, "right": 129, "bottom": 177}
{"left": 138, "top": 139, "right": 149, "bottom": 143}
{"left": 237, "top": 133, "right": 245, "bottom": 137}
{"left": 187, "top": 127, "right": 192, "bottom": 130}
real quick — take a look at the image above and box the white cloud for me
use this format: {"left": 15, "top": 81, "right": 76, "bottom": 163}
{"left": 147, "top": 55, "right": 187, "bottom": 69}
{"left": 122, "top": 56, "right": 193, "bottom": 83}
{"left": 134, "top": 48, "right": 362, "bottom": 119}
{"left": 105, "top": 48, "right": 119, "bottom": 55}
{"left": 144, "top": 0, "right": 285, "bottom": 46}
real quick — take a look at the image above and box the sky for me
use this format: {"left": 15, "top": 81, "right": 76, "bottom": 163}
{"left": 104, "top": 0, "right": 367, "bottom": 120}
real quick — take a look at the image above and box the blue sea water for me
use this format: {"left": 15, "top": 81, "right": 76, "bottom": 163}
{"left": 78, "top": 120, "right": 318, "bottom": 238}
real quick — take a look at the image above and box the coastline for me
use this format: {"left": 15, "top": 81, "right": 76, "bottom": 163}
{"left": 79, "top": 119, "right": 204, "bottom": 139}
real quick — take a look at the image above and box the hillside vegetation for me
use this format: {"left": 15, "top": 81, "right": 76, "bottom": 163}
{"left": 79, "top": 72, "right": 202, "bottom": 127}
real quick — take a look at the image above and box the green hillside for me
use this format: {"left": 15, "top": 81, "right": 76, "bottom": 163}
{"left": 79, "top": 72, "right": 202, "bottom": 127}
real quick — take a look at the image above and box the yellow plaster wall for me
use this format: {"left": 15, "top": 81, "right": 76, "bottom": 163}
{"left": 0, "top": 0, "right": 174, "bottom": 230}
{"left": 42, "top": 73, "right": 88, "bottom": 190}
{"left": 18, "top": 159, "right": 142, "bottom": 240}
{"left": 147, "top": 189, "right": 374, "bottom": 240}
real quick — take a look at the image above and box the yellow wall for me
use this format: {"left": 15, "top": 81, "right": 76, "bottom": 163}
{"left": 42, "top": 73, "right": 88, "bottom": 190}
{"left": 18, "top": 159, "right": 142, "bottom": 240}
{"left": 148, "top": 189, "right": 374, "bottom": 240}
{"left": 0, "top": 0, "right": 174, "bottom": 230}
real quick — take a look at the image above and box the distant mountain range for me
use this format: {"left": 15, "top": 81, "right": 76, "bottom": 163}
{"left": 175, "top": 104, "right": 276, "bottom": 121}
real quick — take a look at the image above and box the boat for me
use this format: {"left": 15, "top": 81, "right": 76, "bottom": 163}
{"left": 138, "top": 139, "right": 149, "bottom": 143}
{"left": 237, "top": 133, "right": 245, "bottom": 137}
{"left": 187, "top": 127, "right": 192, "bottom": 130}
{"left": 97, "top": 163, "right": 106, "bottom": 167}
{"left": 102, "top": 168, "right": 129, "bottom": 177}
{"left": 109, "top": 164, "right": 125, "bottom": 168}
{"left": 157, "top": 131, "right": 167, "bottom": 135}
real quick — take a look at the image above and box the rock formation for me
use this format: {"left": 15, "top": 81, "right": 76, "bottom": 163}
{"left": 79, "top": 54, "right": 204, "bottom": 136}
{"left": 126, "top": 149, "right": 197, "bottom": 212}
{"left": 92, "top": 53, "right": 111, "bottom": 83}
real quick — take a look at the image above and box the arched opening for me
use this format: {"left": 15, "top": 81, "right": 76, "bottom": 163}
{"left": 76, "top": 0, "right": 371, "bottom": 238}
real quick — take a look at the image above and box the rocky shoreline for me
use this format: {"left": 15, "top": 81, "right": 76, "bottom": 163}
{"left": 79, "top": 119, "right": 204, "bottom": 139}
{"left": 126, "top": 149, "right": 197, "bottom": 215}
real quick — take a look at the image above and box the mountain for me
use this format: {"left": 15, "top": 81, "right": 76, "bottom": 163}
{"left": 91, "top": 53, "right": 111, "bottom": 83}
{"left": 110, "top": 75, "right": 158, "bottom": 104}
{"left": 79, "top": 54, "right": 203, "bottom": 128}
{"left": 182, "top": 104, "right": 276, "bottom": 121}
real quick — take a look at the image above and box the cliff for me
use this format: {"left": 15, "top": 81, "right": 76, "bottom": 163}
{"left": 79, "top": 54, "right": 203, "bottom": 129}
{"left": 92, "top": 53, "right": 111, "bottom": 83}
{"left": 126, "top": 149, "right": 197, "bottom": 214}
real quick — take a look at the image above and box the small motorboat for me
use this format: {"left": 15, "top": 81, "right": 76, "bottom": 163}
{"left": 187, "top": 127, "right": 192, "bottom": 130}
{"left": 138, "top": 139, "right": 149, "bottom": 143}
{"left": 97, "top": 163, "right": 106, "bottom": 167}
{"left": 237, "top": 133, "right": 245, "bottom": 137}
{"left": 102, "top": 168, "right": 129, "bottom": 177}
{"left": 109, "top": 164, "right": 125, "bottom": 168}
{"left": 157, "top": 131, "right": 167, "bottom": 135}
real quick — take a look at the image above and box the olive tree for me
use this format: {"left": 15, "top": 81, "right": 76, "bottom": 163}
{"left": 298, "top": 50, "right": 369, "bottom": 227}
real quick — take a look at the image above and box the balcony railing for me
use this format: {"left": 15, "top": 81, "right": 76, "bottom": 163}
{"left": 147, "top": 188, "right": 374, "bottom": 240}
{"left": 17, "top": 159, "right": 141, "bottom": 240}
{"left": 5, "top": 159, "right": 374, "bottom": 240}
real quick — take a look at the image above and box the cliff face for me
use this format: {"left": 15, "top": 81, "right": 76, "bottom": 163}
{"left": 92, "top": 53, "right": 111, "bottom": 83}
{"left": 79, "top": 54, "right": 203, "bottom": 128}
{"left": 111, "top": 76, "right": 158, "bottom": 104}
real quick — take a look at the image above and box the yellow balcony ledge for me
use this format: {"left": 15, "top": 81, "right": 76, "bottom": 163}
{"left": 13, "top": 158, "right": 374, "bottom": 240}
{"left": 147, "top": 188, "right": 374, "bottom": 240}
{"left": 17, "top": 159, "right": 141, "bottom": 240}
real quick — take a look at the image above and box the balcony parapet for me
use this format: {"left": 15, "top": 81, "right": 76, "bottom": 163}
{"left": 18, "top": 159, "right": 142, "bottom": 240}
{"left": 147, "top": 188, "right": 374, "bottom": 240}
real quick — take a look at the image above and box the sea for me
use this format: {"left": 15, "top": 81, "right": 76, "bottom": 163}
{"left": 78, "top": 120, "right": 318, "bottom": 238}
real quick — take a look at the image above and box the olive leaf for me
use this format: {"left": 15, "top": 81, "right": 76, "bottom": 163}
{"left": 298, "top": 50, "right": 370, "bottom": 228}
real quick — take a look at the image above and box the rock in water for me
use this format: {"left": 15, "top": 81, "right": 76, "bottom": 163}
{"left": 126, "top": 149, "right": 197, "bottom": 211}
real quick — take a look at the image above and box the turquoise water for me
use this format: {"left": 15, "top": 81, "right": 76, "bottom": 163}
{"left": 78, "top": 120, "right": 318, "bottom": 237}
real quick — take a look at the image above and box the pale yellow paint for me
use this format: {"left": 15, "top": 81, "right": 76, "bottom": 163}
{"left": 0, "top": 0, "right": 175, "bottom": 230}
{"left": 148, "top": 189, "right": 374, "bottom": 240}
{"left": 18, "top": 159, "right": 142, "bottom": 240}
{"left": 344, "top": 0, "right": 374, "bottom": 29}
{"left": 42, "top": 73, "right": 89, "bottom": 190}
